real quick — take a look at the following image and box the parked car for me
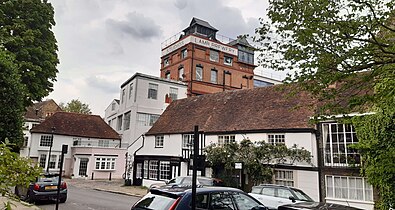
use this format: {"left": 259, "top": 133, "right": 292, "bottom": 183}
{"left": 249, "top": 184, "right": 314, "bottom": 210}
{"left": 132, "top": 186, "right": 268, "bottom": 210}
{"left": 278, "top": 202, "right": 363, "bottom": 210}
{"left": 15, "top": 174, "right": 67, "bottom": 203}
{"left": 149, "top": 176, "right": 223, "bottom": 190}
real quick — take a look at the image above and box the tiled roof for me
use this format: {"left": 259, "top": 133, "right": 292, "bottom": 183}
{"left": 146, "top": 84, "right": 318, "bottom": 135}
{"left": 24, "top": 99, "right": 62, "bottom": 121}
{"left": 189, "top": 17, "right": 218, "bottom": 31}
{"left": 31, "top": 112, "right": 120, "bottom": 139}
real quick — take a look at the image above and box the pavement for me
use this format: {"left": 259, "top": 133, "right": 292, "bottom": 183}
{"left": 1, "top": 178, "right": 146, "bottom": 209}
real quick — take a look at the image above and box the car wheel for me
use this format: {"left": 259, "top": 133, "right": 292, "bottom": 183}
{"left": 25, "top": 193, "right": 34, "bottom": 204}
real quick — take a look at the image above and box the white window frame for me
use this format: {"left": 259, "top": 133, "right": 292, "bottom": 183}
{"left": 95, "top": 157, "right": 116, "bottom": 170}
{"left": 268, "top": 134, "right": 285, "bottom": 145}
{"left": 274, "top": 169, "right": 294, "bottom": 186}
{"left": 323, "top": 123, "right": 360, "bottom": 167}
{"left": 163, "top": 57, "right": 170, "bottom": 66}
{"left": 39, "top": 154, "right": 47, "bottom": 168}
{"left": 129, "top": 83, "right": 133, "bottom": 99}
{"left": 159, "top": 161, "right": 170, "bottom": 180}
{"left": 144, "top": 160, "right": 149, "bottom": 179}
{"left": 224, "top": 56, "right": 233, "bottom": 66}
{"left": 98, "top": 140, "right": 110, "bottom": 147}
{"left": 325, "top": 175, "right": 373, "bottom": 202}
{"left": 178, "top": 67, "right": 184, "bottom": 81}
{"left": 169, "top": 87, "right": 178, "bottom": 100}
{"left": 210, "top": 69, "right": 218, "bottom": 84}
{"left": 218, "top": 135, "right": 235, "bottom": 146}
{"left": 123, "top": 111, "right": 131, "bottom": 130}
{"left": 137, "top": 113, "right": 160, "bottom": 126}
{"left": 121, "top": 89, "right": 126, "bottom": 104}
{"left": 149, "top": 160, "right": 158, "bottom": 179}
{"left": 136, "top": 163, "right": 142, "bottom": 179}
{"left": 148, "top": 83, "right": 158, "bottom": 100}
{"left": 117, "top": 115, "right": 123, "bottom": 131}
{"left": 181, "top": 49, "right": 187, "bottom": 59}
{"left": 40, "top": 135, "right": 53, "bottom": 147}
{"left": 155, "top": 136, "right": 164, "bottom": 148}
{"left": 182, "top": 134, "right": 194, "bottom": 149}
{"left": 196, "top": 66, "right": 203, "bottom": 81}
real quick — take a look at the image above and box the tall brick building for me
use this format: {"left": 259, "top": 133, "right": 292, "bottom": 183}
{"left": 160, "top": 18, "right": 256, "bottom": 96}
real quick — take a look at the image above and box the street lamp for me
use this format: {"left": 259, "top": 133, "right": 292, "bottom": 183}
{"left": 46, "top": 126, "right": 56, "bottom": 174}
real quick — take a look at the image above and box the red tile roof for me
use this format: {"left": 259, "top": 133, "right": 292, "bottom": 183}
{"left": 31, "top": 112, "right": 120, "bottom": 139}
{"left": 146, "top": 84, "right": 319, "bottom": 135}
{"left": 24, "top": 99, "right": 62, "bottom": 121}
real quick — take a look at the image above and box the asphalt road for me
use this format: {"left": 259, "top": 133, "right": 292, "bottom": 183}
{"left": 37, "top": 185, "right": 140, "bottom": 210}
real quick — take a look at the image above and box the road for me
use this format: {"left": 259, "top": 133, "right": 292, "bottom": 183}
{"left": 37, "top": 185, "right": 140, "bottom": 210}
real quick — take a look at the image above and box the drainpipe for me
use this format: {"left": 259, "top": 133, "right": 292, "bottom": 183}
{"left": 189, "top": 44, "right": 194, "bottom": 96}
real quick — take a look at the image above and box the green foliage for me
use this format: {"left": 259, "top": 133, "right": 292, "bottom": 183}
{"left": 59, "top": 99, "right": 92, "bottom": 114}
{"left": 0, "top": 48, "right": 25, "bottom": 146}
{"left": 255, "top": 0, "right": 395, "bottom": 114}
{"left": 0, "top": 0, "right": 59, "bottom": 106}
{"left": 0, "top": 142, "right": 42, "bottom": 197}
{"left": 205, "top": 139, "right": 311, "bottom": 187}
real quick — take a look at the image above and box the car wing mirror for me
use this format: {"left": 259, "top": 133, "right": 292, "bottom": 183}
{"left": 289, "top": 196, "right": 296, "bottom": 203}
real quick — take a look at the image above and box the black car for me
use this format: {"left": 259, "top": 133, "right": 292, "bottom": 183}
{"left": 132, "top": 186, "right": 268, "bottom": 210}
{"left": 15, "top": 174, "right": 67, "bottom": 203}
{"left": 278, "top": 202, "right": 363, "bottom": 210}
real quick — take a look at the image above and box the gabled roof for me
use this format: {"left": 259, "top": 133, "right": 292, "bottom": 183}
{"left": 185, "top": 17, "right": 218, "bottom": 32}
{"left": 146, "top": 85, "right": 318, "bottom": 135}
{"left": 31, "top": 112, "right": 120, "bottom": 139}
{"left": 24, "top": 99, "right": 62, "bottom": 121}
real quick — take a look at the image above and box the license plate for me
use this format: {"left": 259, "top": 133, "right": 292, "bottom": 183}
{"left": 45, "top": 186, "right": 57, "bottom": 190}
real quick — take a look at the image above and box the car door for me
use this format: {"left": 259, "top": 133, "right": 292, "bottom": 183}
{"left": 274, "top": 188, "right": 294, "bottom": 208}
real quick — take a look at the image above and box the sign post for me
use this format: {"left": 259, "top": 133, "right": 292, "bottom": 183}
{"left": 55, "top": 144, "right": 68, "bottom": 210}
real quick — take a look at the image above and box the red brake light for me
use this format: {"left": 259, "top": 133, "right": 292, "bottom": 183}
{"left": 61, "top": 182, "right": 67, "bottom": 189}
{"left": 33, "top": 183, "right": 40, "bottom": 191}
{"left": 169, "top": 197, "right": 181, "bottom": 210}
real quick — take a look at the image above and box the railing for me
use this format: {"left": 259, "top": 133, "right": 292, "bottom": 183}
{"left": 73, "top": 140, "right": 128, "bottom": 148}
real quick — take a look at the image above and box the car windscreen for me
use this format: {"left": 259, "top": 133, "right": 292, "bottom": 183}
{"left": 293, "top": 189, "right": 313, "bottom": 201}
{"left": 37, "top": 177, "right": 58, "bottom": 182}
{"left": 133, "top": 193, "right": 177, "bottom": 210}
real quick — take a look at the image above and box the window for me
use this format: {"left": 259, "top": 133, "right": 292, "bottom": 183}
{"left": 121, "top": 89, "right": 126, "bottom": 104}
{"left": 210, "top": 50, "right": 219, "bottom": 62}
{"left": 238, "top": 50, "right": 254, "bottom": 64}
{"left": 23, "top": 136, "right": 28, "bottom": 147}
{"left": 169, "top": 87, "right": 178, "bottom": 100}
{"left": 232, "top": 192, "right": 261, "bottom": 210}
{"left": 40, "top": 135, "right": 53, "bottom": 147}
{"left": 196, "top": 65, "right": 203, "bottom": 81}
{"left": 129, "top": 83, "right": 133, "bottom": 99}
{"left": 73, "top": 138, "right": 82, "bottom": 146}
{"left": 137, "top": 113, "right": 160, "bottom": 126}
{"left": 144, "top": 160, "right": 149, "bottom": 179}
{"left": 117, "top": 115, "right": 123, "bottom": 131}
{"left": 136, "top": 163, "right": 142, "bottom": 179}
{"left": 48, "top": 155, "right": 57, "bottom": 169}
{"left": 178, "top": 67, "right": 184, "bottom": 81}
{"left": 182, "top": 134, "right": 194, "bottom": 149}
{"left": 148, "top": 83, "right": 158, "bottom": 99}
{"left": 210, "top": 192, "right": 235, "bottom": 210}
{"left": 155, "top": 136, "right": 164, "bottom": 148}
{"left": 123, "top": 111, "right": 131, "bottom": 130}
{"left": 98, "top": 140, "right": 110, "bottom": 147}
{"left": 275, "top": 170, "right": 294, "bottom": 186}
{"left": 268, "top": 134, "right": 285, "bottom": 145}
{"left": 218, "top": 135, "right": 235, "bottom": 146}
{"left": 323, "top": 123, "right": 360, "bottom": 166}
{"left": 95, "top": 157, "right": 116, "bottom": 170}
{"left": 111, "top": 102, "right": 116, "bottom": 111}
{"left": 181, "top": 49, "right": 187, "bottom": 59}
{"left": 224, "top": 56, "right": 233, "bottom": 66}
{"left": 39, "top": 154, "right": 47, "bottom": 168}
{"left": 163, "top": 57, "right": 170, "bottom": 66}
{"left": 210, "top": 69, "right": 218, "bottom": 84}
{"left": 149, "top": 160, "right": 158, "bottom": 179}
{"left": 159, "top": 161, "right": 170, "bottom": 180}
{"left": 326, "top": 175, "right": 373, "bottom": 201}
{"left": 165, "top": 71, "right": 170, "bottom": 80}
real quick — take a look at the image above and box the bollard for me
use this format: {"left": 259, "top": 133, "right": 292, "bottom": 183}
{"left": 91, "top": 172, "right": 94, "bottom": 180}
{"left": 109, "top": 172, "right": 112, "bottom": 181}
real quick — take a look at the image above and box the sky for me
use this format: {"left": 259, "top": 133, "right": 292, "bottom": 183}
{"left": 46, "top": 0, "right": 281, "bottom": 116}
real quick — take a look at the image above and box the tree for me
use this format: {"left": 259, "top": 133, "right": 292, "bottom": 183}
{"left": 0, "top": 142, "right": 42, "bottom": 200}
{"left": 255, "top": 0, "right": 395, "bottom": 208}
{"left": 0, "top": 48, "right": 25, "bottom": 146}
{"left": 59, "top": 99, "right": 92, "bottom": 114}
{"left": 205, "top": 139, "right": 311, "bottom": 189}
{"left": 0, "top": 0, "right": 59, "bottom": 107}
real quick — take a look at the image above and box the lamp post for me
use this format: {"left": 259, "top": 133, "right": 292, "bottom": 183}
{"left": 46, "top": 126, "right": 55, "bottom": 174}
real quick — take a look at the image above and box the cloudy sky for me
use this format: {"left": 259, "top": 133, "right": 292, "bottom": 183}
{"left": 46, "top": 0, "right": 279, "bottom": 116}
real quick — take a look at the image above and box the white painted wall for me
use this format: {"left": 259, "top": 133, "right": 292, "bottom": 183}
{"left": 294, "top": 170, "right": 319, "bottom": 201}
{"left": 137, "top": 134, "right": 182, "bottom": 157}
